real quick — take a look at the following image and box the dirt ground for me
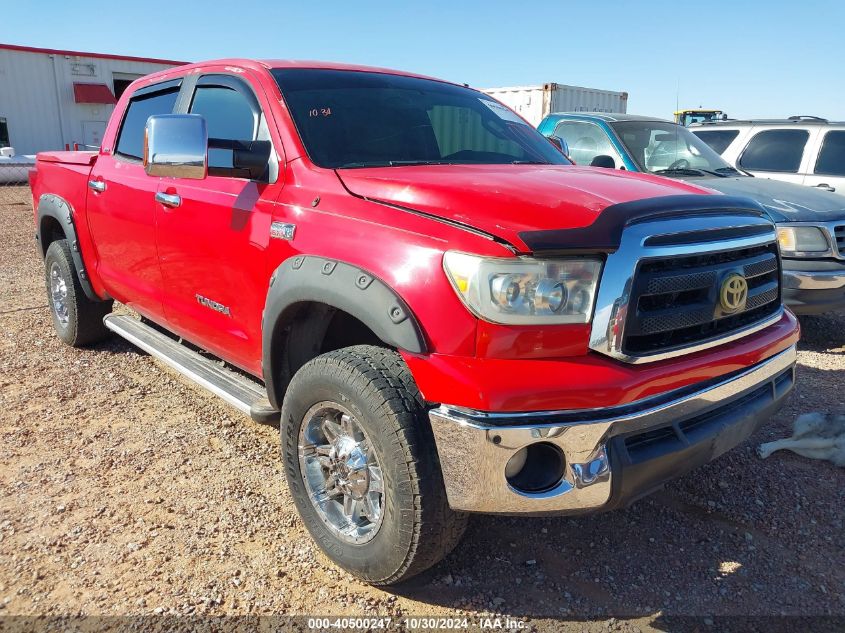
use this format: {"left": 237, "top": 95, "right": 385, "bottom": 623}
{"left": 1, "top": 190, "right": 843, "bottom": 632}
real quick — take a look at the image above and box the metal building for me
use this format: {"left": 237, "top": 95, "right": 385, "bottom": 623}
{"left": 0, "top": 43, "right": 185, "bottom": 155}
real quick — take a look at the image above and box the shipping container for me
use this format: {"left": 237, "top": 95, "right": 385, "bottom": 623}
{"left": 481, "top": 83, "right": 628, "bottom": 127}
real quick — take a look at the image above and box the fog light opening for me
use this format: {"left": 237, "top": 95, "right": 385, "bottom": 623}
{"left": 505, "top": 442, "right": 566, "bottom": 493}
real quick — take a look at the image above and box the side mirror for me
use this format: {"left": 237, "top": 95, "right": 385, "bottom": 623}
{"left": 590, "top": 155, "right": 616, "bottom": 169}
{"left": 231, "top": 140, "right": 272, "bottom": 181}
{"left": 203, "top": 138, "right": 272, "bottom": 180}
{"left": 546, "top": 134, "right": 570, "bottom": 158}
{"left": 144, "top": 114, "right": 208, "bottom": 179}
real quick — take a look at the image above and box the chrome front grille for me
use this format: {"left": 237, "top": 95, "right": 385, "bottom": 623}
{"left": 623, "top": 243, "right": 781, "bottom": 355}
{"left": 589, "top": 213, "right": 782, "bottom": 364}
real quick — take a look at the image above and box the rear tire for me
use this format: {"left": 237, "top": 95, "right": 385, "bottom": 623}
{"left": 44, "top": 240, "right": 112, "bottom": 347}
{"left": 281, "top": 345, "right": 467, "bottom": 585}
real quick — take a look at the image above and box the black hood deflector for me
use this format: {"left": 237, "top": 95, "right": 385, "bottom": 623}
{"left": 518, "top": 194, "right": 769, "bottom": 254}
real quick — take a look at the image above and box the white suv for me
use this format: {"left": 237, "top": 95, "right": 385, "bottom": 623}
{"left": 691, "top": 116, "right": 845, "bottom": 194}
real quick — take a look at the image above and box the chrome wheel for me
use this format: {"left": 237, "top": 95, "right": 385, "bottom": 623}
{"left": 298, "top": 402, "right": 385, "bottom": 545}
{"left": 49, "top": 262, "right": 69, "bottom": 327}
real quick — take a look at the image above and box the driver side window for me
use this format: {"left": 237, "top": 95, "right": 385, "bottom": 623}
{"left": 553, "top": 120, "right": 620, "bottom": 167}
{"left": 189, "top": 85, "right": 258, "bottom": 171}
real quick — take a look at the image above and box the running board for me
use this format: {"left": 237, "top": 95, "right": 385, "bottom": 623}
{"left": 103, "top": 315, "right": 280, "bottom": 423}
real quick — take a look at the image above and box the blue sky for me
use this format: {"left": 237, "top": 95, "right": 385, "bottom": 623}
{"left": 3, "top": 0, "right": 843, "bottom": 120}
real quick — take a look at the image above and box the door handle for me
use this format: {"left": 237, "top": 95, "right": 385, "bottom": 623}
{"left": 814, "top": 183, "right": 836, "bottom": 192}
{"left": 87, "top": 179, "right": 106, "bottom": 193}
{"left": 155, "top": 192, "right": 181, "bottom": 208}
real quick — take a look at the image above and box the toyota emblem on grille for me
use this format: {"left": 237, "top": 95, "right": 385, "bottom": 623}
{"left": 720, "top": 274, "right": 748, "bottom": 313}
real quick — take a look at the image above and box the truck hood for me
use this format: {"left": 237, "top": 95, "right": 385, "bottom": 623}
{"left": 689, "top": 176, "right": 845, "bottom": 223}
{"left": 336, "top": 164, "right": 711, "bottom": 249}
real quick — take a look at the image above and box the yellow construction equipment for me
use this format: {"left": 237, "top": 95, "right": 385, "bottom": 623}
{"left": 674, "top": 109, "right": 726, "bottom": 126}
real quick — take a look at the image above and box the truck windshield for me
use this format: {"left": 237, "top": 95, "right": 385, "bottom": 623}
{"left": 272, "top": 68, "right": 569, "bottom": 169}
{"left": 611, "top": 120, "right": 741, "bottom": 176}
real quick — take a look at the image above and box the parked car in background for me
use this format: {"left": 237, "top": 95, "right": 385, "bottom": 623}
{"left": 30, "top": 59, "right": 799, "bottom": 584}
{"left": 690, "top": 116, "right": 845, "bottom": 194}
{"left": 538, "top": 113, "right": 845, "bottom": 314}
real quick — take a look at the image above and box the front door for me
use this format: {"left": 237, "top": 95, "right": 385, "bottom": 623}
{"left": 155, "top": 72, "right": 282, "bottom": 375}
{"left": 551, "top": 119, "right": 626, "bottom": 169}
{"left": 86, "top": 80, "right": 180, "bottom": 320}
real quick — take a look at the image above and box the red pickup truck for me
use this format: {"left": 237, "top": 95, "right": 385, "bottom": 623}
{"left": 30, "top": 59, "right": 799, "bottom": 584}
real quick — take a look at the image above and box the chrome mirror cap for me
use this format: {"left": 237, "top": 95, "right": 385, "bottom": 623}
{"left": 144, "top": 114, "right": 208, "bottom": 179}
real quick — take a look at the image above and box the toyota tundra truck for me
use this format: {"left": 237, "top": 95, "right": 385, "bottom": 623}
{"left": 30, "top": 59, "right": 799, "bottom": 585}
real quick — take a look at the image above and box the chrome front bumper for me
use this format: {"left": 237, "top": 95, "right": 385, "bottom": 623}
{"left": 429, "top": 345, "right": 797, "bottom": 514}
{"left": 782, "top": 263, "right": 845, "bottom": 314}
{"left": 783, "top": 268, "right": 845, "bottom": 290}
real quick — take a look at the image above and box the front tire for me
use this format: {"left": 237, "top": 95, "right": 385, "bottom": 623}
{"left": 44, "top": 240, "right": 112, "bottom": 347}
{"left": 281, "top": 345, "right": 467, "bottom": 585}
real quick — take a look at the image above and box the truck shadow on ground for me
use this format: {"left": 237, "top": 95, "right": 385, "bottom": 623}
{"left": 391, "top": 460, "right": 841, "bottom": 620}
{"left": 797, "top": 313, "right": 845, "bottom": 353}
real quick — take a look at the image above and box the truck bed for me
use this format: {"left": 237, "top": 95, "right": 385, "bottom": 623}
{"left": 36, "top": 150, "right": 98, "bottom": 166}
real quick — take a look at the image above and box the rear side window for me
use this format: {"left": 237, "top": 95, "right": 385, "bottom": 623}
{"left": 115, "top": 88, "right": 179, "bottom": 159}
{"left": 815, "top": 131, "right": 845, "bottom": 176}
{"left": 0, "top": 117, "right": 9, "bottom": 147}
{"left": 739, "top": 129, "right": 809, "bottom": 173}
{"left": 189, "top": 85, "right": 258, "bottom": 169}
{"left": 692, "top": 129, "right": 739, "bottom": 155}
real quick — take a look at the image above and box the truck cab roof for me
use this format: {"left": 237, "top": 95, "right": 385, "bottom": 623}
{"left": 545, "top": 112, "right": 670, "bottom": 124}
{"left": 132, "top": 58, "right": 458, "bottom": 90}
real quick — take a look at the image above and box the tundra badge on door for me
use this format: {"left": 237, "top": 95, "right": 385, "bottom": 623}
{"left": 196, "top": 294, "right": 231, "bottom": 316}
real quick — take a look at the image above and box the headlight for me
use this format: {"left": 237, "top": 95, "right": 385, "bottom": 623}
{"left": 443, "top": 251, "right": 602, "bottom": 324}
{"left": 777, "top": 226, "right": 829, "bottom": 254}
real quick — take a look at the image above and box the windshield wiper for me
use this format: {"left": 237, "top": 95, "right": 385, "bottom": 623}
{"left": 653, "top": 168, "right": 710, "bottom": 177}
{"left": 696, "top": 168, "right": 733, "bottom": 178}
{"left": 388, "top": 160, "right": 453, "bottom": 166}
{"left": 656, "top": 167, "right": 738, "bottom": 178}
{"left": 714, "top": 166, "right": 742, "bottom": 176}
{"left": 511, "top": 160, "right": 551, "bottom": 165}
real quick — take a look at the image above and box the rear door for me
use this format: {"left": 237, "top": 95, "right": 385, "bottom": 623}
{"left": 86, "top": 79, "right": 181, "bottom": 319}
{"left": 154, "top": 71, "right": 284, "bottom": 374}
{"left": 736, "top": 127, "right": 812, "bottom": 185}
{"left": 804, "top": 128, "right": 845, "bottom": 194}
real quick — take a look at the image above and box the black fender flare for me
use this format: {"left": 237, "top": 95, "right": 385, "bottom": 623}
{"left": 262, "top": 255, "right": 427, "bottom": 409}
{"left": 36, "top": 193, "right": 104, "bottom": 302}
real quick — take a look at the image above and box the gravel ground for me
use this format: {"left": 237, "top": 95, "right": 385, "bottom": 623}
{"left": 1, "top": 192, "right": 843, "bottom": 631}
